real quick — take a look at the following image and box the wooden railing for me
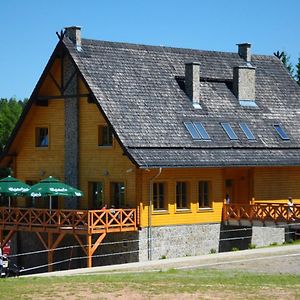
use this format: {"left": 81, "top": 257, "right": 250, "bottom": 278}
{"left": 223, "top": 202, "right": 300, "bottom": 223}
{"left": 0, "top": 207, "right": 138, "bottom": 234}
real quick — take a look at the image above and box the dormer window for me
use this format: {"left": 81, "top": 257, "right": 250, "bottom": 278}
{"left": 98, "top": 125, "right": 113, "bottom": 146}
{"left": 36, "top": 127, "right": 49, "bottom": 147}
{"left": 274, "top": 124, "right": 289, "bottom": 140}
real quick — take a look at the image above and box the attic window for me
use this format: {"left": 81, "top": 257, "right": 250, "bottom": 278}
{"left": 36, "top": 127, "right": 49, "bottom": 147}
{"left": 239, "top": 123, "right": 255, "bottom": 140}
{"left": 98, "top": 125, "right": 113, "bottom": 146}
{"left": 184, "top": 122, "right": 210, "bottom": 140}
{"left": 221, "top": 123, "right": 238, "bottom": 140}
{"left": 274, "top": 124, "right": 289, "bottom": 140}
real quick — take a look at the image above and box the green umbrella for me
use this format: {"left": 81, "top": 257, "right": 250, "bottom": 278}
{"left": 0, "top": 176, "right": 30, "bottom": 209}
{"left": 26, "top": 176, "right": 84, "bottom": 211}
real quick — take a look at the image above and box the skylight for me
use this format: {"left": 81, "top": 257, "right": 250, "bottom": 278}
{"left": 239, "top": 123, "right": 255, "bottom": 140}
{"left": 194, "top": 122, "right": 210, "bottom": 140}
{"left": 184, "top": 122, "right": 201, "bottom": 140}
{"left": 221, "top": 123, "right": 238, "bottom": 140}
{"left": 184, "top": 122, "right": 210, "bottom": 140}
{"left": 274, "top": 124, "right": 289, "bottom": 140}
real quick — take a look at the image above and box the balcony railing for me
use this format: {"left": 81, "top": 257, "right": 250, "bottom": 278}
{"left": 0, "top": 207, "right": 138, "bottom": 234}
{"left": 223, "top": 202, "right": 300, "bottom": 224}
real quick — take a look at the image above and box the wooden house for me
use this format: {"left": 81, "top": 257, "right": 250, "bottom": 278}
{"left": 0, "top": 27, "right": 300, "bottom": 271}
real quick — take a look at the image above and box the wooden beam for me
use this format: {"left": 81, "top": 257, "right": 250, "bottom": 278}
{"left": 73, "top": 234, "right": 87, "bottom": 255}
{"left": 87, "top": 234, "right": 92, "bottom": 268}
{"left": 62, "top": 69, "right": 77, "bottom": 93}
{"left": 91, "top": 233, "right": 106, "bottom": 256}
{"left": 36, "top": 232, "right": 47, "bottom": 249}
{"left": 36, "top": 94, "right": 89, "bottom": 101}
{"left": 1, "top": 230, "right": 15, "bottom": 248}
{"left": 48, "top": 233, "right": 53, "bottom": 272}
{"left": 49, "top": 71, "right": 62, "bottom": 93}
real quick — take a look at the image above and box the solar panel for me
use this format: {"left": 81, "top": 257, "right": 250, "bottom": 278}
{"left": 184, "top": 122, "right": 201, "bottom": 140}
{"left": 194, "top": 122, "right": 210, "bottom": 140}
{"left": 239, "top": 123, "right": 255, "bottom": 140}
{"left": 274, "top": 124, "right": 289, "bottom": 140}
{"left": 221, "top": 123, "right": 238, "bottom": 140}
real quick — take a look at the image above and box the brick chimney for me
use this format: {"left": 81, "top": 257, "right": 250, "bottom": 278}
{"left": 185, "top": 62, "right": 201, "bottom": 109}
{"left": 64, "top": 26, "right": 82, "bottom": 51}
{"left": 233, "top": 43, "right": 257, "bottom": 107}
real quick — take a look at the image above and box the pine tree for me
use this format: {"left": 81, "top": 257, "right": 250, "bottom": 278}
{"left": 295, "top": 56, "right": 300, "bottom": 86}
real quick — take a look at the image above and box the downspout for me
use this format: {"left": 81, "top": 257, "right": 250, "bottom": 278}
{"left": 148, "top": 167, "right": 162, "bottom": 260}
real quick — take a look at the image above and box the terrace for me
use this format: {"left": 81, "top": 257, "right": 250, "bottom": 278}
{"left": 0, "top": 207, "right": 138, "bottom": 271}
{"left": 223, "top": 202, "right": 300, "bottom": 225}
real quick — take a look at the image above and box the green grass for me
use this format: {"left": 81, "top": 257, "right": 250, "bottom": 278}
{"left": 0, "top": 268, "right": 299, "bottom": 299}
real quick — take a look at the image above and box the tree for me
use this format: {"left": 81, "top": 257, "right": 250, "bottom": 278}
{"left": 296, "top": 57, "right": 300, "bottom": 86}
{"left": 274, "top": 51, "right": 300, "bottom": 86}
{"left": 274, "top": 51, "right": 294, "bottom": 76}
{"left": 0, "top": 98, "right": 25, "bottom": 152}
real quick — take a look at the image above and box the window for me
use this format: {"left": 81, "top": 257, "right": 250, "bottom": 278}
{"left": 239, "top": 123, "right": 255, "bottom": 140}
{"left": 36, "top": 127, "right": 48, "bottom": 147}
{"left": 184, "top": 122, "right": 201, "bottom": 140}
{"left": 153, "top": 182, "right": 165, "bottom": 210}
{"left": 274, "top": 124, "right": 289, "bottom": 140}
{"left": 98, "top": 125, "right": 113, "bottom": 146}
{"left": 110, "top": 182, "right": 125, "bottom": 208}
{"left": 194, "top": 122, "right": 210, "bottom": 140}
{"left": 198, "top": 181, "right": 211, "bottom": 208}
{"left": 89, "top": 182, "right": 104, "bottom": 209}
{"left": 184, "top": 122, "right": 210, "bottom": 140}
{"left": 221, "top": 123, "right": 238, "bottom": 140}
{"left": 176, "top": 181, "right": 188, "bottom": 209}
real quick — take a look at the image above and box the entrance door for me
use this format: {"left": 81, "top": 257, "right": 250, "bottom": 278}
{"left": 224, "top": 169, "right": 251, "bottom": 204}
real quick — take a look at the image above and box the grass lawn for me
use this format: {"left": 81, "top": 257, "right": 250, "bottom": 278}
{"left": 0, "top": 268, "right": 299, "bottom": 300}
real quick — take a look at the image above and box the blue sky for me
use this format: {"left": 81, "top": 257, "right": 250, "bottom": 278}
{"left": 1, "top": 0, "right": 300, "bottom": 99}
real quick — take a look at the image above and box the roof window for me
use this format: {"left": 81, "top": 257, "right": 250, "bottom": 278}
{"left": 239, "top": 123, "right": 255, "bottom": 140}
{"left": 221, "top": 123, "right": 238, "bottom": 140}
{"left": 274, "top": 124, "right": 289, "bottom": 140}
{"left": 184, "top": 122, "right": 210, "bottom": 140}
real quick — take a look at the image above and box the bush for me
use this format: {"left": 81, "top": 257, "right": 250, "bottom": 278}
{"left": 231, "top": 247, "right": 239, "bottom": 251}
{"left": 248, "top": 243, "right": 256, "bottom": 249}
{"left": 209, "top": 248, "right": 216, "bottom": 254}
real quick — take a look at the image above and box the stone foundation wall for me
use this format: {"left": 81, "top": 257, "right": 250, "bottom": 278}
{"left": 251, "top": 226, "right": 285, "bottom": 247}
{"left": 138, "top": 223, "right": 221, "bottom": 261}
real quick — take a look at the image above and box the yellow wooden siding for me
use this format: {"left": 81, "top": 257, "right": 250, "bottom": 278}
{"left": 138, "top": 168, "right": 224, "bottom": 227}
{"left": 78, "top": 96, "right": 136, "bottom": 209}
{"left": 254, "top": 167, "right": 300, "bottom": 203}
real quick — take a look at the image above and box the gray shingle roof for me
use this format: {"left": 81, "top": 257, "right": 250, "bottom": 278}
{"left": 64, "top": 38, "right": 300, "bottom": 168}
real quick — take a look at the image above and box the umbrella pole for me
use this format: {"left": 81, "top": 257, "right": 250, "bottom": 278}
{"left": 50, "top": 196, "right": 52, "bottom": 213}
{"left": 9, "top": 196, "right": 11, "bottom": 212}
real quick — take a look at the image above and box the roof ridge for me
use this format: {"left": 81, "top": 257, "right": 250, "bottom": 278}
{"left": 80, "top": 38, "right": 246, "bottom": 57}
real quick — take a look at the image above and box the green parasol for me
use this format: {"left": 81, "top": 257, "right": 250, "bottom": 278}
{"left": 0, "top": 176, "right": 30, "bottom": 209}
{"left": 26, "top": 176, "right": 84, "bottom": 211}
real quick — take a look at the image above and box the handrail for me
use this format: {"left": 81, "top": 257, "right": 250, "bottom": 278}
{"left": 0, "top": 207, "right": 138, "bottom": 233}
{"left": 223, "top": 203, "right": 300, "bottom": 223}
